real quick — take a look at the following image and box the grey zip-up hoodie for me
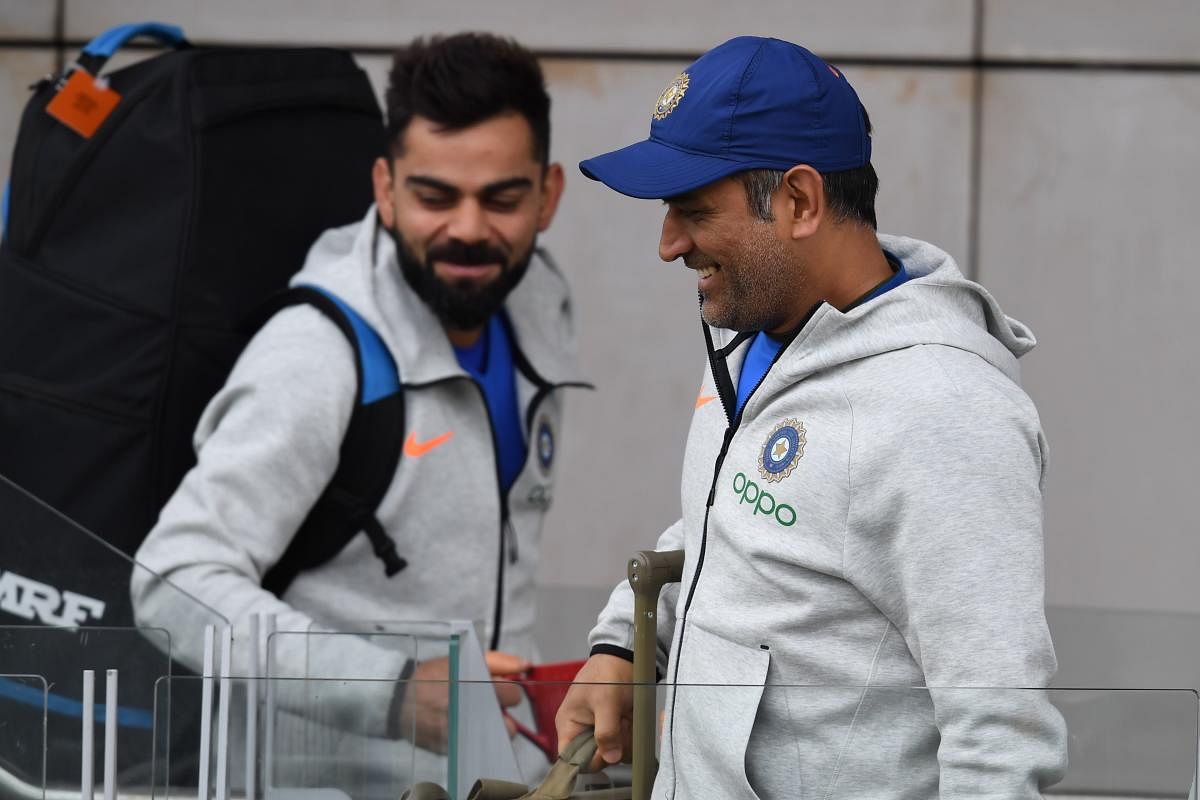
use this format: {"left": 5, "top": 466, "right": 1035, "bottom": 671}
{"left": 590, "top": 234, "right": 1068, "bottom": 799}
{"left": 132, "top": 207, "right": 583, "bottom": 736}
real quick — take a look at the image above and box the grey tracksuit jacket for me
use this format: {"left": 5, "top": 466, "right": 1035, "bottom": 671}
{"left": 590, "top": 234, "right": 1068, "bottom": 799}
{"left": 132, "top": 207, "right": 583, "bottom": 737}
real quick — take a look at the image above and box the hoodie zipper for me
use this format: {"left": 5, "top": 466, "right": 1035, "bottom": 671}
{"left": 666, "top": 314, "right": 808, "bottom": 784}
{"left": 477, "top": 316, "right": 594, "bottom": 651}
{"left": 482, "top": 376, "right": 591, "bottom": 650}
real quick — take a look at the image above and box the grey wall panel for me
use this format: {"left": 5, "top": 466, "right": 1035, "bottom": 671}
{"left": 537, "top": 58, "right": 707, "bottom": 591}
{"left": 840, "top": 66, "right": 974, "bottom": 265}
{"left": 984, "top": 0, "right": 1200, "bottom": 63}
{"left": 67, "top": 0, "right": 974, "bottom": 57}
{"left": 0, "top": 1, "right": 56, "bottom": 39}
{"left": 0, "top": 50, "right": 57, "bottom": 194}
{"left": 977, "top": 71, "right": 1200, "bottom": 615}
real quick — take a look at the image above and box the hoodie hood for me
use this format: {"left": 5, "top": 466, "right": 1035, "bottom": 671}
{"left": 290, "top": 206, "right": 582, "bottom": 386}
{"left": 708, "top": 233, "right": 1035, "bottom": 387}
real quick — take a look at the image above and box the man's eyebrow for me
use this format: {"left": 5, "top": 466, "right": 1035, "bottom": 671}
{"left": 480, "top": 177, "right": 534, "bottom": 195}
{"left": 405, "top": 175, "right": 458, "bottom": 194}
{"left": 403, "top": 175, "right": 534, "bottom": 197}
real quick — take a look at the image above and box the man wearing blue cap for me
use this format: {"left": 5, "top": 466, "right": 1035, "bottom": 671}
{"left": 556, "top": 37, "right": 1067, "bottom": 798}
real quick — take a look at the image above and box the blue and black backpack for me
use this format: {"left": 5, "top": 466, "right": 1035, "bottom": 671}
{"left": 0, "top": 22, "right": 407, "bottom": 783}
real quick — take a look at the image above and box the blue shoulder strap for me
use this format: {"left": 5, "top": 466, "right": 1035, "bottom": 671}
{"left": 300, "top": 285, "right": 400, "bottom": 405}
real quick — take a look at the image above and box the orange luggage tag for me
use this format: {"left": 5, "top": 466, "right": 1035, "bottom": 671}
{"left": 46, "top": 68, "right": 121, "bottom": 139}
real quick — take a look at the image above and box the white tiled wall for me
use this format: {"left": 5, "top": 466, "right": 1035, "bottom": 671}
{"left": 4, "top": 3, "right": 1199, "bottom": 670}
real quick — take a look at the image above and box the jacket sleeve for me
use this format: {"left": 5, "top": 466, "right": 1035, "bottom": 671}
{"left": 588, "top": 518, "right": 685, "bottom": 679}
{"left": 844, "top": 372, "right": 1068, "bottom": 798}
{"left": 130, "top": 305, "right": 407, "bottom": 736}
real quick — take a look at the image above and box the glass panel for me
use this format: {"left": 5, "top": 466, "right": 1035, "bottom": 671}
{"left": 264, "top": 622, "right": 525, "bottom": 799}
{"left": 1048, "top": 605, "right": 1200, "bottom": 689}
{"left": 0, "top": 674, "right": 47, "bottom": 800}
{"left": 151, "top": 675, "right": 528, "bottom": 800}
{"left": 0, "top": 473, "right": 228, "bottom": 793}
{"left": 148, "top": 677, "right": 1199, "bottom": 800}
{"left": 0, "top": 627, "right": 171, "bottom": 793}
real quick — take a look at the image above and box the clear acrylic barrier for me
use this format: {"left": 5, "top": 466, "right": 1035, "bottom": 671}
{"left": 148, "top": 676, "right": 1198, "bottom": 800}
{"left": 1048, "top": 605, "right": 1200, "bottom": 689}
{"left": 269, "top": 623, "right": 533, "bottom": 790}
{"left": 0, "top": 474, "right": 229, "bottom": 792}
{"left": 0, "top": 626, "right": 172, "bottom": 792}
{"left": 0, "top": 674, "right": 47, "bottom": 800}
{"left": 152, "top": 676, "right": 468, "bottom": 800}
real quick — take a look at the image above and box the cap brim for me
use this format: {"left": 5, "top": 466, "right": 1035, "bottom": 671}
{"left": 579, "top": 138, "right": 751, "bottom": 200}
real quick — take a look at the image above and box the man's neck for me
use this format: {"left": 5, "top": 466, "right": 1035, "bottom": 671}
{"left": 810, "top": 228, "right": 893, "bottom": 312}
{"left": 763, "top": 228, "right": 891, "bottom": 336}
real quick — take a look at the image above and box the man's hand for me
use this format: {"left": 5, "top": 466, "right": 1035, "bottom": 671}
{"left": 554, "top": 654, "right": 634, "bottom": 771}
{"left": 396, "top": 650, "right": 530, "bottom": 752}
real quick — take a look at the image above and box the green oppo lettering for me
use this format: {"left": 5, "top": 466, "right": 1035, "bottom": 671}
{"left": 730, "top": 472, "right": 796, "bottom": 527}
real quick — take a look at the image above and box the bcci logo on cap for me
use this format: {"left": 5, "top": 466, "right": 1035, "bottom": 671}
{"left": 653, "top": 73, "right": 690, "bottom": 120}
{"left": 759, "top": 419, "right": 806, "bottom": 483}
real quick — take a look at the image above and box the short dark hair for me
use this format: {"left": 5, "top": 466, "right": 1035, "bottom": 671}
{"left": 384, "top": 33, "right": 551, "bottom": 165}
{"left": 736, "top": 107, "right": 879, "bottom": 229}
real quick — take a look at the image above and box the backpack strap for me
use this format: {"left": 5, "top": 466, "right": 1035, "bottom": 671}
{"left": 258, "top": 286, "right": 407, "bottom": 597}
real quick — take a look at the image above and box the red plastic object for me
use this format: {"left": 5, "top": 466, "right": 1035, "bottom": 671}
{"left": 503, "top": 659, "right": 587, "bottom": 762}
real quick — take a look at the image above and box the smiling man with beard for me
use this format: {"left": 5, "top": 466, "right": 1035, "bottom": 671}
{"left": 133, "top": 33, "right": 583, "bottom": 759}
{"left": 556, "top": 36, "right": 1067, "bottom": 799}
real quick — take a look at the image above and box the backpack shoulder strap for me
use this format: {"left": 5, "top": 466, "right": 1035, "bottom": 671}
{"left": 259, "top": 285, "right": 407, "bottom": 597}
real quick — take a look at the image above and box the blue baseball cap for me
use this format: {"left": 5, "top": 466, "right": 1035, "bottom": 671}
{"left": 579, "top": 36, "right": 871, "bottom": 199}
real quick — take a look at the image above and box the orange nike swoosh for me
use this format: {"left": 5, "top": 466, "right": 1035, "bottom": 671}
{"left": 695, "top": 393, "right": 717, "bottom": 409}
{"left": 403, "top": 430, "right": 454, "bottom": 458}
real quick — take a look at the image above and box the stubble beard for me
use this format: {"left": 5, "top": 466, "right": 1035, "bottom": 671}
{"left": 699, "top": 226, "right": 800, "bottom": 333}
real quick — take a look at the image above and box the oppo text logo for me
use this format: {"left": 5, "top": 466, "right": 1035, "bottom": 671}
{"left": 731, "top": 472, "right": 797, "bottom": 527}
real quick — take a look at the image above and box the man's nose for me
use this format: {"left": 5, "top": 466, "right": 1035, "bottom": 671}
{"left": 446, "top": 199, "right": 488, "bottom": 242}
{"left": 658, "top": 209, "right": 691, "bottom": 263}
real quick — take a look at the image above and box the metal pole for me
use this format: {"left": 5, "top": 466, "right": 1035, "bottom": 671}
{"left": 262, "top": 615, "right": 276, "bottom": 795}
{"left": 80, "top": 670, "right": 94, "bottom": 800}
{"left": 102, "top": 670, "right": 117, "bottom": 800}
{"left": 245, "top": 615, "right": 259, "bottom": 800}
{"left": 215, "top": 628, "right": 232, "bottom": 800}
{"left": 198, "top": 626, "right": 215, "bottom": 800}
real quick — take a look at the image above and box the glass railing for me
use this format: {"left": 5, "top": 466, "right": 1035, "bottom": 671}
{"left": 1, "top": 473, "right": 1197, "bottom": 799}
{"left": 0, "top": 473, "right": 228, "bottom": 795}
{"left": 134, "top": 677, "right": 1198, "bottom": 800}
{"left": 0, "top": 673, "right": 47, "bottom": 798}
{"left": 1047, "top": 605, "right": 1200, "bottom": 689}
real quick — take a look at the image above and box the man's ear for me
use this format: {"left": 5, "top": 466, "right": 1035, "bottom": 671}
{"left": 537, "top": 162, "right": 566, "bottom": 232}
{"left": 373, "top": 157, "right": 396, "bottom": 228}
{"left": 781, "top": 164, "right": 824, "bottom": 241}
